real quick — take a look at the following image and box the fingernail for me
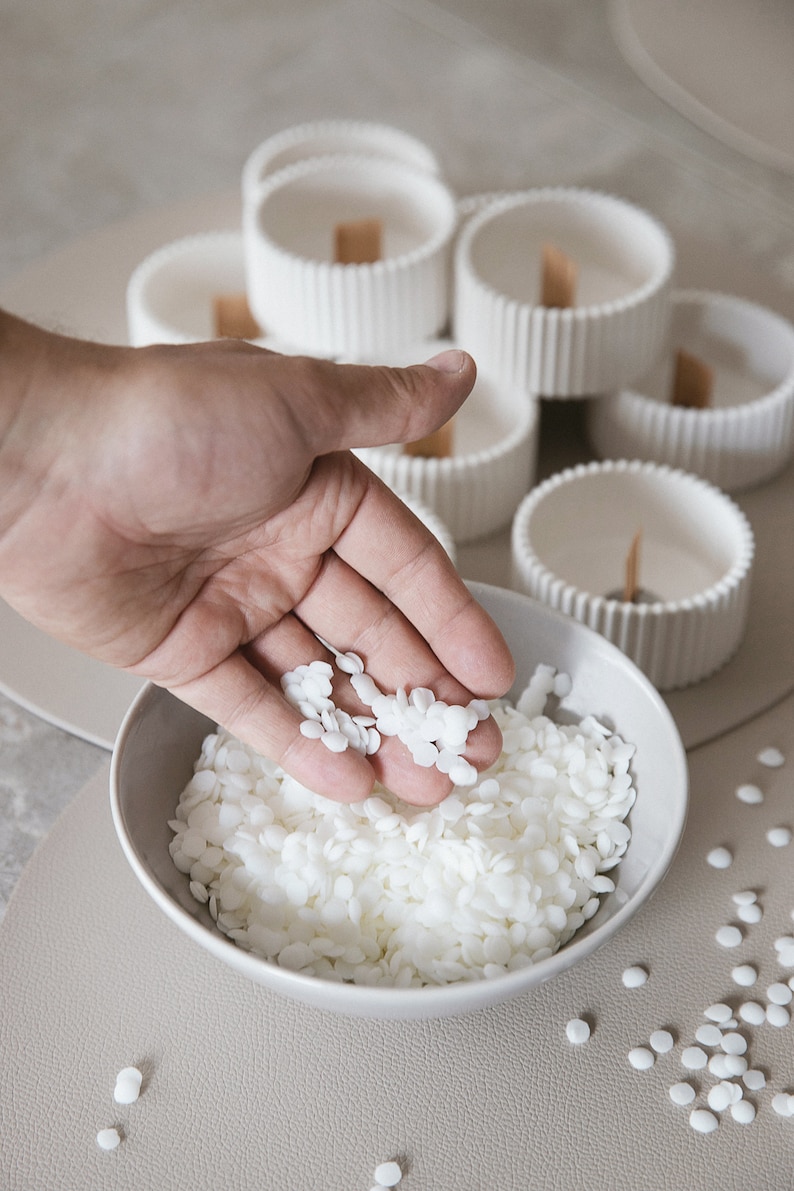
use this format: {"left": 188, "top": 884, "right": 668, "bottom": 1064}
{"left": 423, "top": 348, "right": 467, "bottom": 374}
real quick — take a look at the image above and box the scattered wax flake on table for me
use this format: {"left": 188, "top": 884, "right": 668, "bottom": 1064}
{"left": 169, "top": 666, "right": 636, "bottom": 987}
{"left": 96, "top": 1128, "right": 121, "bottom": 1152}
{"left": 736, "top": 783, "right": 764, "bottom": 804}
{"left": 649, "top": 1029, "right": 674, "bottom": 1053}
{"left": 621, "top": 964, "right": 648, "bottom": 988}
{"left": 706, "top": 846, "right": 733, "bottom": 869}
{"left": 565, "top": 1017, "right": 591, "bottom": 1045}
{"left": 628, "top": 1046, "right": 655, "bottom": 1070}
{"left": 689, "top": 1109, "right": 719, "bottom": 1134}
{"left": 715, "top": 924, "right": 743, "bottom": 948}
{"left": 669, "top": 1082, "right": 696, "bottom": 1106}
{"left": 757, "top": 746, "right": 785, "bottom": 768}
{"left": 372, "top": 1161, "right": 402, "bottom": 1187}
{"left": 731, "top": 964, "right": 758, "bottom": 987}
{"left": 766, "top": 826, "right": 792, "bottom": 847}
{"left": 113, "top": 1066, "right": 143, "bottom": 1105}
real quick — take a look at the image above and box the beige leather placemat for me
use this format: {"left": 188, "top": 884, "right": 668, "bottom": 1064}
{"left": 611, "top": 0, "right": 794, "bottom": 174}
{"left": 2, "top": 691, "right": 794, "bottom": 1190}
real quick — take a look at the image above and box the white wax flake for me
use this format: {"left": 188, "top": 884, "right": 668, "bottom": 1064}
{"left": 694, "top": 1023, "right": 723, "bottom": 1048}
{"left": 707, "top": 1081, "right": 742, "bottom": 1113}
{"left": 704, "top": 1003, "right": 733, "bottom": 1023}
{"left": 735, "top": 783, "right": 764, "bottom": 805}
{"left": 706, "top": 846, "right": 733, "bottom": 870}
{"left": 622, "top": 965, "right": 648, "bottom": 989}
{"left": 731, "top": 1100, "right": 756, "bottom": 1124}
{"left": 565, "top": 1018, "right": 591, "bottom": 1045}
{"left": 736, "top": 902, "right": 762, "bottom": 925}
{"left": 96, "top": 1128, "right": 121, "bottom": 1151}
{"left": 731, "top": 964, "right": 758, "bottom": 987}
{"left": 113, "top": 1066, "right": 143, "bottom": 1105}
{"left": 628, "top": 1047, "right": 655, "bottom": 1070}
{"left": 732, "top": 889, "right": 757, "bottom": 906}
{"left": 689, "top": 1109, "right": 718, "bottom": 1134}
{"left": 669, "top": 1082, "right": 695, "bottom": 1106}
{"left": 742, "top": 1069, "right": 766, "bottom": 1091}
{"left": 738, "top": 1002, "right": 766, "bottom": 1026}
{"left": 768, "top": 982, "right": 793, "bottom": 1005}
{"left": 715, "top": 925, "right": 743, "bottom": 949}
{"left": 766, "top": 1003, "right": 791, "bottom": 1028}
{"left": 720, "top": 1031, "right": 747, "bottom": 1056}
{"left": 771, "top": 1093, "right": 794, "bottom": 1117}
{"left": 766, "top": 826, "right": 793, "bottom": 848}
{"left": 681, "top": 1046, "right": 708, "bottom": 1070}
{"left": 757, "top": 746, "right": 785, "bottom": 768}
{"left": 172, "top": 666, "right": 636, "bottom": 987}
{"left": 649, "top": 1029, "right": 674, "bottom": 1054}
{"left": 373, "top": 1161, "right": 402, "bottom": 1187}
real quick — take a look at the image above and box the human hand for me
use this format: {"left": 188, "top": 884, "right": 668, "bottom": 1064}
{"left": 0, "top": 314, "right": 515, "bottom": 803}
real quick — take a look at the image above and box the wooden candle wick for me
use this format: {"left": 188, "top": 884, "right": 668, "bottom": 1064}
{"left": 671, "top": 348, "right": 713, "bottom": 409}
{"left": 333, "top": 217, "right": 383, "bottom": 265}
{"left": 623, "top": 529, "right": 642, "bottom": 604}
{"left": 541, "top": 242, "right": 577, "bottom": 309}
{"left": 213, "top": 294, "right": 261, "bottom": 340}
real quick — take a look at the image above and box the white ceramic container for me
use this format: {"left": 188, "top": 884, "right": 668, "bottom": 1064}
{"left": 244, "top": 154, "right": 457, "bottom": 358}
{"left": 126, "top": 231, "right": 262, "bottom": 347}
{"left": 353, "top": 341, "right": 539, "bottom": 543}
{"left": 110, "top": 581, "right": 687, "bottom": 1020}
{"left": 242, "top": 119, "right": 440, "bottom": 217}
{"left": 511, "top": 459, "right": 754, "bottom": 690}
{"left": 586, "top": 290, "right": 794, "bottom": 491}
{"left": 454, "top": 188, "right": 675, "bottom": 397}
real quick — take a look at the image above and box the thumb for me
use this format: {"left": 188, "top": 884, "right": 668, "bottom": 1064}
{"left": 288, "top": 348, "right": 476, "bottom": 455}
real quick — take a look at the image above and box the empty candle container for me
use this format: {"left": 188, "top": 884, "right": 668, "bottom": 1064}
{"left": 454, "top": 187, "right": 675, "bottom": 397}
{"left": 511, "top": 459, "right": 755, "bottom": 689}
{"left": 586, "top": 290, "right": 794, "bottom": 491}
{"left": 243, "top": 154, "right": 457, "bottom": 358}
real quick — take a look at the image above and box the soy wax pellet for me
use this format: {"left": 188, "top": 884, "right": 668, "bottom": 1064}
{"left": 704, "top": 1003, "right": 733, "bottom": 1023}
{"left": 706, "top": 846, "right": 733, "bottom": 870}
{"left": 767, "top": 826, "right": 792, "bottom": 848}
{"left": 736, "top": 783, "right": 763, "bottom": 805}
{"left": 695, "top": 1024, "right": 723, "bottom": 1047}
{"left": 731, "top": 964, "right": 757, "bottom": 987}
{"left": 715, "top": 925, "right": 743, "bottom": 948}
{"left": 649, "top": 1029, "right": 674, "bottom": 1053}
{"left": 757, "top": 746, "right": 785, "bottom": 767}
{"left": 669, "top": 1082, "right": 695, "bottom": 1106}
{"left": 689, "top": 1109, "right": 718, "bottom": 1134}
{"left": 373, "top": 1161, "right": 402, "bottom": 1186}
{"left": 738, "top": 1002, "right": 766, "bottom": 1026}
{"left": 96, "top": 1128, "right": 121, "bottom": 1151}
{"left": 622, "top": 965, "right": 648, "bottom": 988}
{"left": 768, "top": 982, "right": 793, "bottom": 1005}
{"left": 628, "top": 1047, "right": 655, "bottom": 1070}
{"left": 565, "top": 1017, "right": 590, "bottom": 1045}
{"left": 681, "top": 1046, "right": 708, "bottom": 1070}
{"left": 731, "top": 1100, "right": 756, "bottom": 1124}
{"left": 766, "top": 1003, "right": 790, "bottom": 1027}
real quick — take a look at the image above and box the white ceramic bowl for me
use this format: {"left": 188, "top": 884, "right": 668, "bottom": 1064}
{"left": 586, "top": 290, "right": 794, "bottom": 491}
{"left": 110, "top": 581, "right": 688, "bottom": 1020}
{"left": 511, "top": 460, "right": 755, "bottom": 690}
{"left": 352, "top": 340, "right": 538, "bottom": 543}
{"left": 244, "top": 154, "right": 457, "bottom": 358}
{"left": 454, "top": 188, "right": 675, "bottom": 397}
{"left": 126, "top": 232, "right": 266, "bottom": 347}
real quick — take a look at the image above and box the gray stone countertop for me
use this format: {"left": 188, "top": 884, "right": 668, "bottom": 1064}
{"left": 1, "top": 0, "right": 793, "bottom": 920}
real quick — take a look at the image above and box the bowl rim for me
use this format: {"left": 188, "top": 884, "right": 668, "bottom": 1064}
{"left": 109, "top": 581, "right": 689, "bottom": 1017}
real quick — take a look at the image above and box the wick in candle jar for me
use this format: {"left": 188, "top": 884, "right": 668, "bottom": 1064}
{"left": 333, "top": 217, "right": 383, "bottom": 265}
{"left": 605, "top": 529, "right": 660, "bottom": 604}
{"left": 671, "top": 348, "right": 714, "bottom": 409}
{"left": 540, "top": 242, "right": 577, "bottom": 309}
{"left": 213, "top": 293, "right": 261, "bottom": 340}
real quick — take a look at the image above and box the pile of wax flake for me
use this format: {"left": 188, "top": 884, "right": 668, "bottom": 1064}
{"left": 168, "top": 664, "right": 635, "bottom": 987}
